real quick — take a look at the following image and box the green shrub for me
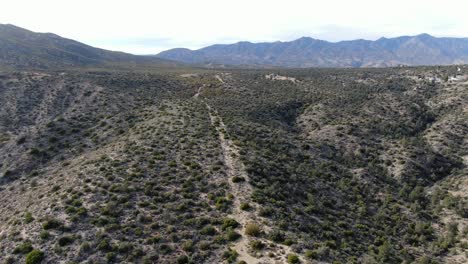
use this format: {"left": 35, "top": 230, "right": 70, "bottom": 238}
{"left": 199, "top": 241, "right": 210, "bottom": 251}
{"left": 76, "top": 207, "right": 87, "bottom": 216}
{"left": 268, "top": 230, "right": 284, "bottom": 243}
{"left": 24, "top": 212, "right": 34, "bottom": 223}
{"left": 283, "top": 239, "right": 294, "bottom": 246}
{"left": 13, "top": 242, "right": 33, "bottom": 254}
{"left": 226, "top": 229, "right": 241, "bottom": 241}
{"left": 305, "top": 250, "right": 316, "bottom": 259}
{"left": 245, "top": 223, "right": 261, "bottom": 237}
{"left": 182, "top": 240, "right": 194, "bottom": 252}
{"left": 215, "top": 197, "right": 230, "bottom": 211}
{"left": 58, "top": 235, "right": 75, "bottom": 247}
{"left": 80, "top": 242, "right": 91, "bottom": 253}
{"left": 314, "top": 246, "right": 330, "bottom": 259}
{"left": 222, "top": 249, "right": 238, "bottom": 263}
{"left": 201, "top": 225, "right": 216, "bottom": 236}
{"left": 25, "top": 250, "right": 44, "bottom": 264}
{"left": 106, "top": 252, "right": 116, "bottom": 262}
{"left": 250, "top": 240, "right": 265, "bottom": 251}
{"left": 214, "top": 234, "right": 226, "bottom": 245}
{"left": 39, "top": 231, "right": 50, "bottom": 240}
{"left": 258, "top": 207, "right": 273, "bottom": 217}
{"left": 222, "top": 218, "right": 239, "bottom": 230}
{"left": 97, "top": 238, "right": 112, "bottom": 251}
{"left": 42, "top": 218, "right": 62, "bottom": 230}
{"left": 232, "top": 176, "right": 245, "bottom": 183}
{"left": 117, "top": 242, "right": 133, "bottom": 253}
{"left": 142, "top": 253, "right": 159, "bottom": 264}
{"left": 240, "top": 202, "right": 251, "bottom": 210}
{"left": 177, "top": 255, "right": 189, "bottom": 264}
{"left": 147, "top": 235, "right": 162, "bottom": 244}
{"left": 159, "top": 244, "right": 173, "bottom": 254}
{"left": 287, "top": 254, "right": 300, "bottom": 264}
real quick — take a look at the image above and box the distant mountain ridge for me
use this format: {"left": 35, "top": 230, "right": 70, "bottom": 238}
{"left": 2, "top": 24, "right": 468, "bottom": 69}
{"left": 157, "top": 34, "right": 468, "bottom": 68}
{"left": 0, "top": 24, "right": 177, "bottom": 69}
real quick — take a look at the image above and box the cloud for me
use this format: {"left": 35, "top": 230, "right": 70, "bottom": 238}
{"left": 1, "top": 0, "right": 468, "bottom": 54}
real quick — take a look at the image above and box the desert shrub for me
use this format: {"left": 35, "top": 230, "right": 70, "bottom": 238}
{"left": 283, "top": 238, "right": 294, "bottom": 246}
{"left": 414, "top": 255, "right": 437, "bottom": 264}
{"left": 268, "top": 230, "right": 285, "bottom": 243}
{"left": 42, "top": 218, "right": 62, "bottom": 230}
{"left": 250, "top": 240, "right": 265, "bottom": 250}
{"left": 287, "top": 254, "right": 300, "bottom": 264}
{"left": 182, "top": 240, "right": 194, "bottom": 252}
{"left": 305, "top": 249, "right": 316, "bottom": 259}
{"left": 76, "top": 207, "right": 87, "bottom": 216}
{"left": 201, "top": 225, "right": 216, "bottom": 236}
{"left": 147, "top": 235, "right": 162, "bottom": 244}
{"left": 240, "top": 202, "right": 251, "bottom": 210}
{"left": 245, "top": 223, "right": 261, "bottom": 237}
{"left": 214, "top": 234, "right": 227, "bottom": 245}
{"left": 80, "top": 242, "right": 91, "bottom": 253}
{"left": 314, "top": 246, "right": 330, "bottom": 259}
{"left": 199, "top": 241, "right": 210, "bottom": 251}
{"left": 25, "top": 250, "right": 44, "bottom": 264}
{"left": 232, "top": 176, "right": 245, "bottom": 183}
{"left": 142, "top": 253, "right": 159, "bottom": 264}
{"left": 39, "top": 231, "right": 50, "bottom": 240}
{"left": 106, "top": 252, "right": 116, "bottom": 262}
{"left": 258, "top": 207, "right": 273, "bottom": 217}
{"left": 97, "top": 238, "right": 112, "bottom": 251}
{"left": 24, "top": 212, "right": 34, "bottom": 223}
{"left": 215, "top": 197, "right": 231, "bottom": 211}
{"left": 222, "top": 218, "right": 239, "bottom": 230}
{"left": 58, "top": 235, "right": 75, "bottom": 246}
{"left": 222, "top": 249, "right": 238, "bottom": 263}
{"left": 159, "top": 244, "right": 173, "bottom": 254}
{"left": 117, "top": 242, "right": 134, "bottom": 253}
{"left": 13, "top": 242, "right": 33, "bottom": 254}
{"left": 225, "top": 229, "right": 241, "bottom": 241}
{"left": 176, "top": 255, "right": 189, "bottom": 264}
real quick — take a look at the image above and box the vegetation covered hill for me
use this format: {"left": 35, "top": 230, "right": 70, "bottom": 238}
{"left": 0, "top": 65, "right": 466, "bottom": 263}
{"left": 157, "top": 34, "right": 468, "bottom": 68}
{"left": 0, "top": 24, "right": 178, "bottom": 70}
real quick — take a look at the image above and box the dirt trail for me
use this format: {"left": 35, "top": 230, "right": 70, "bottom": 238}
{"left": 193, "top": 85, "right": 204, "bottom": 98}
{"left": 196, "top": 76, "right": 304, "bottom": 263}
{"left": 215, "top": 74, "right": 225, "bottom": 84}
{"left": 206, "top": 104, "right": 258, "bottom": 263}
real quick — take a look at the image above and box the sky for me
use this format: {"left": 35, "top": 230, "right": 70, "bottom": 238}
{"left": 1, "top": 0, "right": 468, "bottom": 54}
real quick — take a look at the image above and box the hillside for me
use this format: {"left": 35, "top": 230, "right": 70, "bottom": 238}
{"left": 157, "top": 34, "right": 468, "bottom": 68}
{"left": 0, "top": 66, "right": 466, "bottom": 263}
{"left": 0, "top": 24, "right": 177, "bottom": 70}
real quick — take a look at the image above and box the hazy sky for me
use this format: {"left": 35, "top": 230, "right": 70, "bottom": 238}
{"left": 1, "top": 0, "right": 468, "bottom": 54}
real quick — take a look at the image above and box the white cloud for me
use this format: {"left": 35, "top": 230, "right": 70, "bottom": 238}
{"left": 1, "top": 0, "right": 467, "bottom": 54}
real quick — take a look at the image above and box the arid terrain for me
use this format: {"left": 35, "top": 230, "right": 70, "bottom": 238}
{"left": 0, "top": 65, "right": 466, "bottom": 263}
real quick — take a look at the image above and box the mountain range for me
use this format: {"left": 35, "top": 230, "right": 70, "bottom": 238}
{"left": 1, "top": 24, "right": 468, "bottom": 69}
{"left": 0, "top": 24, "right": 176, "bottom": 69}
{"left": 157, "top": 34, "right": 468, "bottom": 68}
